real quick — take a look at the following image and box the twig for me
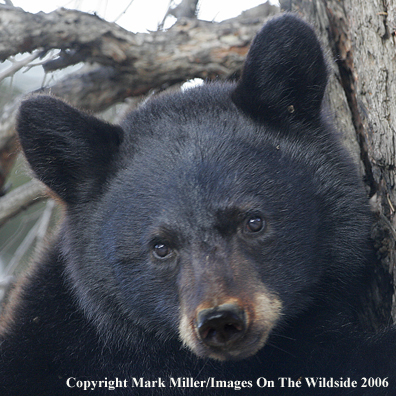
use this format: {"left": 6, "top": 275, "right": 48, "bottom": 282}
{"left": 113, "top": 0, "right": 135, "bottom": 23}
{"left": 0, "top": 50, "right": 42, "bottom": 83}
{"left": 24, "top": 49, "right": 59, "bottom": 72}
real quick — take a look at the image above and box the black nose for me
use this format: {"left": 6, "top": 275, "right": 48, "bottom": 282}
{"left": 196, "top": 303, "right": 246, "bottom": 347}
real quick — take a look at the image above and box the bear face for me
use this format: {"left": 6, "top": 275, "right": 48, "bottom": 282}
{"left": 12, "top": 14, "right": 372, "bottom": 371}
{"left": 85, "top": 88, "right": 325, "bottom": 361}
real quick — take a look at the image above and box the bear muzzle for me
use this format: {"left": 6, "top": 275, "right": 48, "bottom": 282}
{"left": 179, "top": 291, "right": 282, "bottom": 361}
{"left": 196, "top": 303, "right": 247, "bottom": 348}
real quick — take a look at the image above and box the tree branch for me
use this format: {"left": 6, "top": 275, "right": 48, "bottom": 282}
{"left": 0, "top": 5, "right": 275, "bottom": 72}
{"left": 0, "top": 4, "right": 278, "bottom": 112}
{"left": 0, "top": 50, "right": 42, "bottom": 82}
{"left": 0, "top": 179, "right": 47, "bottom": 227}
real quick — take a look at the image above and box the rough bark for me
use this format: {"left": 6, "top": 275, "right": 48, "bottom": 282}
{"left": 346, "top": 0, "right": 396, "bottom": 321}
{"left": 280, "top": 0, "right": 396, "bottom": 323}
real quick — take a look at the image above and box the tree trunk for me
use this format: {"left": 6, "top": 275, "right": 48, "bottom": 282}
{"left": 281, "top": 0, "right": 396, "bottom": 324}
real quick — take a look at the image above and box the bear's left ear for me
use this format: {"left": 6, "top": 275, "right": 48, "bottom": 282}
{"left": 17, "top": 95, "right": 124, "bottom": 205}
{"left": 232, "top": 14, "right": 328, "bottom": 124}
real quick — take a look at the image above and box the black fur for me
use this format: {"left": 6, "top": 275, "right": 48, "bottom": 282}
{"left": 1, "top": 14, "right": 395, "bottom": 395}
{"left": 232, "top": 14, "right": 327, "bottom": 123}
{"left": 17, "top": 96, "right": 124, "bottom": 204}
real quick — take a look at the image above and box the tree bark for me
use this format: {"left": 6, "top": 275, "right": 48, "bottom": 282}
{"left": 280, "top": 0, "right": 396, "bottom": 324}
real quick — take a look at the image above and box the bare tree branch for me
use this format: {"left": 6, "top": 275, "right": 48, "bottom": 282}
{"left": 113, "top": 0, "right": 136, "bottom": 23}
{"left": 0, "top": 179, "right": 47, "bottom": 227}
{"left": 0, "top": 50, "right": 42, "bottom": 82}
{"left": 0, "top": 4, "right": 276, "bottom": 75}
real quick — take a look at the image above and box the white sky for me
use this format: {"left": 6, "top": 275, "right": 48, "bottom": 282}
{"left": 10, "top": 0, "right": 279, "bottom": 32}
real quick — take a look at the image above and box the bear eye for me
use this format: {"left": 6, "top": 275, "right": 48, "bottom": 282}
{"left": 153, "top": 243, "right": 172, "bottom": 259}
{"left": 245, "top": 215, "right": 265, "bottom": 233}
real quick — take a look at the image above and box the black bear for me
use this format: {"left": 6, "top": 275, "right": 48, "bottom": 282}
{"left": 0, "top": 13, "right": 395, "bottom": 396}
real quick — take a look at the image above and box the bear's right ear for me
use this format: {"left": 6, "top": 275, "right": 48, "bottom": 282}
{"left": 17, "top": 95, "right": 124, "bottom": 205}
{"left": 232, "top": 14, "right": 328, "bottom": 124}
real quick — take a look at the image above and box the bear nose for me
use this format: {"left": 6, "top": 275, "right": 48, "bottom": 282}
{"left": 196, "top": 303, "right": 246, "bottom": 347}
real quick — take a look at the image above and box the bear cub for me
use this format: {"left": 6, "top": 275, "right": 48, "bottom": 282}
{"left": 1, "top": 13, "right": 396, "bottom": 396}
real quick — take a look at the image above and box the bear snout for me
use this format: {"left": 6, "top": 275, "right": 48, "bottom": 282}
{"left": 179, "top": 289, "right": 282, "bottom": 361}
{"left": 196, "top": 303, "right": 247, "bottom": 347}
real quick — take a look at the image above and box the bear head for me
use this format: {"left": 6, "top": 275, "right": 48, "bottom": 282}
{"left": 16, "top": 14, "right": 371, "bottom": 362}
